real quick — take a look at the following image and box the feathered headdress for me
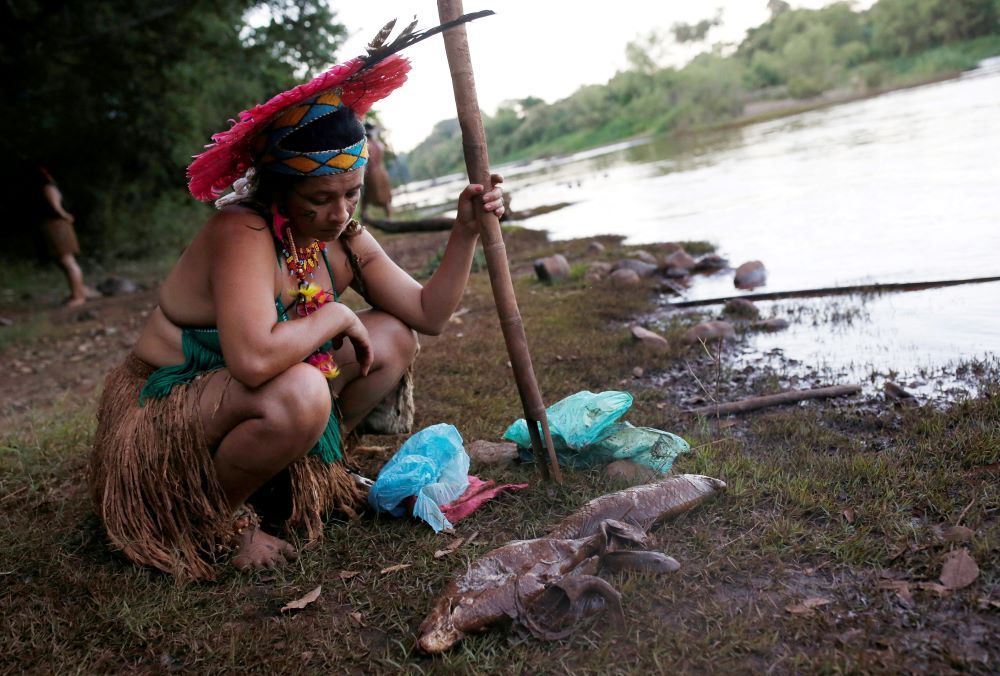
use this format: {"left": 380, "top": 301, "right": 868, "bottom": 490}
{"left": 187, "top": 11, "right": 494, "bottom": 202}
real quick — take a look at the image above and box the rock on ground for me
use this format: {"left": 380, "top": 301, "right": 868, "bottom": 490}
{"left": 724, "top": 298, "right": 760, "bottom": 319}
{"left": 630, "top": 325, "right": 669, "bottom": 351}
{"left": 612, "top": 259, "right": 659, "bottom": 278}
{"left": 534, "top": 254, "right": 571, "bottom": 282}
{"left": 662, "top": 250, "right": 696, "bottom": 272}
{"left": 734, "top": 261, "right": 767, "bottom": 289}
{"left": 608, "top": 268, "right": 641, "bottom": 287}
{"left": 682, "top": 320, "right": 736, "bottom": 345}
{"left": 467, "top": 440, "right": 519, "bottom": 466}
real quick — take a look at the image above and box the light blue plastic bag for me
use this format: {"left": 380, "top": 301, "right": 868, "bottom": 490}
{"left": 368, "top": 423, "right": 470, "bottom": 532}
{"left": 503, "top": 390, "right": 689, "bottom": 473}
{"left": 583, "top": 422, "right": 690, "bottom": 472}
{"left": 503, "top": 390, "right": 633, "bottom": 451}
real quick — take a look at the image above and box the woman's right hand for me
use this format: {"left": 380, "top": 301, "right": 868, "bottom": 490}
{"left": 328, "top": 304, "right": 373, "bottom": 376}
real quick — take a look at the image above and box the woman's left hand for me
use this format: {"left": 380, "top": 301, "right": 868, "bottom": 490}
{"left": 455, "top": 173, "right": 505, "bottom": 235}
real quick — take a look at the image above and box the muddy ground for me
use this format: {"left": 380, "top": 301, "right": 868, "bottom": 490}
{"left": 1, "top": 227, "right": 997, "bottom": 674}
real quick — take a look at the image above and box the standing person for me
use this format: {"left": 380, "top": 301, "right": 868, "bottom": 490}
{"left": 88, "top": 34, "right": 504, "bottom": 580}
{"left": 35, "top": 166, "right": 94, "bottom": 306}
{"left": 361, "top": 122, "right": 393, "bottom": 220}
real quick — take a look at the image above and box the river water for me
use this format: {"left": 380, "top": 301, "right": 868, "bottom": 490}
{"left": 396, "top": 58, "right": 1000, "bottom": 394}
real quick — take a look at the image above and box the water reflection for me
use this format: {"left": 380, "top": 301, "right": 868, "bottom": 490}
{"left": 396, "top": 59, "right": 1000, "bottom": 383}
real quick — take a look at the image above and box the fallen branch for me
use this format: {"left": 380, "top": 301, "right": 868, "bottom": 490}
{"left": 365, "top": 216, "right": 455, "bottom": 233}
{"left": 686, "top": 384, "right": 861, "bottom": 416}
{"left": 670, "top": 276, "right": 1000, "bottom": 308}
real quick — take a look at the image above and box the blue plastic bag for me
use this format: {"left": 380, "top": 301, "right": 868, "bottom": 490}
{"left": 503, "top": 391, "right": 633, "bottom": 451}
{"left": 368, "top": 423, "right": 470, "bottom": 532}
{"left": 583, "top": 422, "right": 690, "bottom": 472}
{"left": 503, "top": 391, "right": 689, "bottom": 473}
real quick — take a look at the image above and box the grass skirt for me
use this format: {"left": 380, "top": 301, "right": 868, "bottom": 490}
{"left": 88, "top": 354, "right": 366, "bottom": 581}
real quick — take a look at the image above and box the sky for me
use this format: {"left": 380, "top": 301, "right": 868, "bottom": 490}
{"left": 330, "top": 1, "right": 868, "bottom": 152}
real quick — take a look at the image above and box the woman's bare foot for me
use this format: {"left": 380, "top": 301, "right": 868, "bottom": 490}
{"left": 231, "top": 527, "right": 298, "bottom": 571}
{"left": 64, "top": 296, "right": 86, "bottom": 308}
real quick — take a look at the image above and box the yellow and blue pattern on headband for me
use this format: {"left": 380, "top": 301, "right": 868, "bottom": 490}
{"left": 256, "top": 90, "right": 369, "bottom": 176}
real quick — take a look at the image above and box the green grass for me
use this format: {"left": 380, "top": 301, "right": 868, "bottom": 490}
{"left": 0, "top": 229, "right": 997, "bottom": 673}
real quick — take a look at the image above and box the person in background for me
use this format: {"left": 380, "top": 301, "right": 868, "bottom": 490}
{"left": 36, "top": 166, "right": 96, "bottom": 306}
{"left": 361, "top": 122, "right": 393, "bottom": 221}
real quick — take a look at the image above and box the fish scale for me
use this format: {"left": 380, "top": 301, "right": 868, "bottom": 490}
{"left": 547, "top": 474, "right": 728, "bottom": 539}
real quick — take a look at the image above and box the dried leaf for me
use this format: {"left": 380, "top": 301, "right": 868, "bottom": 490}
{"left": 939, "top": 525, "right": 974, "bottom": 543}
{"left": 349, "top": 611, "right": 364, "bottom": 625}
{"left": 940, "top": 549, "right": 979, "bottom": 590}
{"left": 878, "top": 579, "right": 914, "bottom": 607}
{"left": 785, "top": 596, "right": 832, "bottom": 614}
{"left": 380, "top": 563, "right": 411, "bottom": 575}
{"left": 841, "top": 508, "right": 856, "bottom": 524}
{"left": 337, "top": 570, "right": 360, "bottom": 580}
{"left": 916, "top": 581, "right": 952, "bottom": 596}
{"left": 434, "top": 537, "right": 465, "bottom": 559}
{"left": 280, "top": 585, "right": 321, "bottom": 612}
{"left": 976, "top": 596, "right": 1000, "bottom": 610}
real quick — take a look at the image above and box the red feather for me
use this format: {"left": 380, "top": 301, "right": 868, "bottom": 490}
{"left": 187, "top": 55, "right": 410, "bottom": 201}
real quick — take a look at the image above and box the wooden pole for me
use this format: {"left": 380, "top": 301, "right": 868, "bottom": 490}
{"left": 436, "top": 0, "right": 562, "bottom": 482}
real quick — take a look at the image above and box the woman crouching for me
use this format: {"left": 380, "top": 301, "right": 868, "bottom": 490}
{"left": 88, "top": 50, "right": 504, "bottom": 580}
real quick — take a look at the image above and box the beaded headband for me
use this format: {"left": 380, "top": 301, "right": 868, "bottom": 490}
{"left": 255, "top": 90, "right": 370, "bottom": 177}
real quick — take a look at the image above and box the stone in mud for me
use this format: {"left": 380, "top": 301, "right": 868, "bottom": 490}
{"left": 657, "top": 278, "right": 689, "bottom": 295}
{"left": 534, "top": 254, "right": 571, "bottom": 282}
{"left": 586, "top": 241, "right": 606, "bottom": 254}
{"left": 630, "top": 325, "right": 669, "bottom": 351}
{"left": 734, "top": 260, "right": 766, "bottom": 289}
{"left": 634, "top": 250, "right": 659, "bottom": 265}
{"left": 724, "top": 298, "right": 760, "bottom": 319}
{"left": 96, "top": 275, "right": 140, "bottom": 296}
{"left": 662, "top": 250, "right": 696, "bottom": 272}
{"left": 604, "top": 459, "right": 661, "bottom": 484}
{"left": 612, "top": 259, "right": 658, "bottom": 277}
{"left": 884, "top": 381, "right": 918, "bottom": 407}
{"left": 608, "top": 268, "right": 641, "bottom": 287}
{"left": 682, "top": 320, "right": 735, "bottom": 345}
{"left": 585, "top": 261, "right": 613, "bottom": 282}
{"left": 751, "top": 318, "right": 789, "bottom": 331}
{"left": 693, "top": 254, "right": 729, "bottom": 273}
{"left": 467, "top": 440, "right": 519, "bottom": 466}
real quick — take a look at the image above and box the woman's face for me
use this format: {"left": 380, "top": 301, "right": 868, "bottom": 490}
{"left": 284, "top": 169, "right": 364, "bottom": 241}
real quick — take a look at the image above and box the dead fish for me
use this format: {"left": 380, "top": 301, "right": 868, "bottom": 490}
{"left": 547, "top": 474, "right": 727, "bottom": 540}
{"left": 417, "top": 474, "right": 726, "bottom": 653}
{"left": 417, "top": 520, "right": 648, "bottom": 654}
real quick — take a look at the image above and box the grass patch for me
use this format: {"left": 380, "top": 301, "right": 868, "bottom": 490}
{"left": 0, "top": 229, "right": 997, "bottom": 672}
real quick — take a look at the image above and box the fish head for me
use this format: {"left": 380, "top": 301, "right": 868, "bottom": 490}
{"left": 417, "top": 596, "right": 464, "bottom": 654}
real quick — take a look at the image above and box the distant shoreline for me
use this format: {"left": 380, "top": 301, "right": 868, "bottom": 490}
{"left": 692, "top": 70, "right": 964, "bottom": 135}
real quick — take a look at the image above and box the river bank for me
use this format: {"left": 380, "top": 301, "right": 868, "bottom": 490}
{"left": 0, "top": 226, "right": 997, "bottom": 673}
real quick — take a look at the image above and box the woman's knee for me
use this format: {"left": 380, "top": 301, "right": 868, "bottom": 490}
{"left": 263, "top": 363, "right": 332, "bottom": 440}
{"left": 375, "top": 313, "right": 418, "bottom": 368}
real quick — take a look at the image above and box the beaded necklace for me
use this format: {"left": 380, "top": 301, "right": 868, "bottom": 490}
{"left": 283, "top": 225, "right": 340, "bottom": 379}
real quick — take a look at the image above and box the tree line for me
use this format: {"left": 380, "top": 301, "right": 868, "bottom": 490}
{"left": 402, "top": 0, "right": 1000, "bottom": 183}
{"left": 0, "top": 0, "right": 344, "bottom": 260}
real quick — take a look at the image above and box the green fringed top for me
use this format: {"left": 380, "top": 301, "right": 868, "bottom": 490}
{"left": 138, "top": 243, "right": 343, "bottom": 464}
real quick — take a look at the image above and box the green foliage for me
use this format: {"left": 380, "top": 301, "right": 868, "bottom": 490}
{"left": 869, "top": 0, "right": 999, "bottom": 57}
{"left": 400, "top": 1, "right": 1000, "bottom": 183}
{"left": 0, "top": 0, "right": 345, "bottom": 261}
